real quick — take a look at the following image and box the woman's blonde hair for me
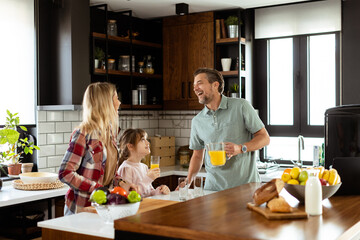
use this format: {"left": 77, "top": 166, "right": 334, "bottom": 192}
{"left": 118, "top": 128, "right": 147, "bottom": 164}
{"left": 80, "top": 82, "right": 119, "bottom": 143}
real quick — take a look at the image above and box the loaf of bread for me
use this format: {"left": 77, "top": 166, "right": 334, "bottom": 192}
{"left": 253, "top": 178, "right": 285, "bottom": 206}
{"left": 267, "top": 196, "right": 293, "bottom": 213}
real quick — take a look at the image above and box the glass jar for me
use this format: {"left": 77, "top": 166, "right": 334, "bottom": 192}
{"left": 179, "top": 151, "right": 190, "bottom": 168}
{"left": 107, "top": 20, "right": 117, "bottom": 36}
{"left": 118, "top": 55, "right": 130, "bottom": 72}
{"left": 138, "top": 61, "right": 144, "bottom": 73}
{"left": 145, "top": 55, "right": 154, "bottom": 74}
{"left": 108, "top": 59, "right": 115, "bottom": 70}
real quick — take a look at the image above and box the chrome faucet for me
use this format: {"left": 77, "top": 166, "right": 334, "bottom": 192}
{"left": 297, "top": 135, "right": 304, "bottom": 167}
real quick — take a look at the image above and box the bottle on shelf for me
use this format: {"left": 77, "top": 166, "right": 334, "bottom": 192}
{"left": 138, "top": 61, "right": 144, "bottom": 73}
{"left": 145, "top": 55, "right": 154, "bottom": 74}
{"left": 305, "top": 169, "right": 322, "bottom": 216}
{"left": 107, "top": 19, "right": 117, "bottom": 36}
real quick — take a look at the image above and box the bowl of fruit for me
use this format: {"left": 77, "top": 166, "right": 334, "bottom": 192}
{"left": 282, "top": 166, "right": 342, "bottom": 202}
{"left": 89, "top": 186, "right": 142, "bottom": 224}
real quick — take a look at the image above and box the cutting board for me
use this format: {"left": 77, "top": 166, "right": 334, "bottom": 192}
{"left": 82, "top": 198, "right": 178, "bottom": 214}
{"left": 247, "top": 202, "right": 308, "bottom": 220}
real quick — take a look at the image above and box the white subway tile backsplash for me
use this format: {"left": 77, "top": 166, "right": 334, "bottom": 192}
{"left": 36, "top": 109, "right": 198, "bottom": 171}
{"left": 38, "top": 111, "right": 47, "bottom": 122}
{"left": 180, "top": 129, "right": 191, "bottom": 138}
{"left": 63, "top": 132, "right": 72, "bottom": 143}
{"left": 47, "top": 111, "right": 64, "bottom": 122}
{"left": 56, "top": 122, "right": 72, "bottom": 132}
{"left": 138, "top": 120, "right": 150, "bottom": 128}
{"left": 64, "top": 111, "right": 79, "bottom": 121}
{"left": 145, "top": 129, "right": 155, "bottom": 137}
{"left": 71, "top": 122, "right": 81, "bottom": 130}
{"left": 176, "top": 137, "right": 190, "bottom": 147}
{"left": 38, "top": 134, "right": 47, "bottom": 145}
{"left": 56, "top": 144, "right": 69, "bottom": 155}
{"left": 47, "top": 155, "right": 63, "bottom": 168}
{"left": 159, "top": 120, "right": 173, "bottom": 128}
{"left": 149, "top": 120, "right": 158, "bottom": 128}
{"left": 47, "top": 133, "right": 63, "bottom": 144}
{"left": 38, "top": 122, "right": 55, "bottom": 134}
{"left": 37, "top": 157, "right": 47, "bottom": 168}
{"left": 39, "top": 168, "right": 56, "bottom": 173}
{"left": 38, "top": 145, "right": 55, "bottom": 157}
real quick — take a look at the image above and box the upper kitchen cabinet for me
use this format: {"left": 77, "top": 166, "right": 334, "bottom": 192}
{"left": 214, "top": 9, "right": 253, "bottom": 102}
{"left": 90, "top": 5, "right": 163, "bottom": 110}
{"left": 163, "top": 12, "right": 214, "bottom": 110}
{"left": 38, "top": 0, "right": 90, "bottom": 106}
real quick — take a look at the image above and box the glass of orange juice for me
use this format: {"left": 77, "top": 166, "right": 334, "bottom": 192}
{"left": 205, "top": 143, "right": 226, "bottom": 166}
{"left": 150, "top": 156, "right": 160, "bottom": 169}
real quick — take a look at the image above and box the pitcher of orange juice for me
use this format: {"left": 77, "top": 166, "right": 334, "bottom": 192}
{"left": 205, "top": 143, "right": 226, "bottom": 166}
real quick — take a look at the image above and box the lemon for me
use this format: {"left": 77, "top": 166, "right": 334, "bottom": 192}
{"left": 290, "top": 167, "right": 300, "bottom": 179}
{"left": 300, "top": 181, "right": 306, "bottom": 185}
{"left": 287, "top": 179, "right": 299, "bottom": 185}
{"left": 281, "top": 172, "right": 291, "bottom": 183}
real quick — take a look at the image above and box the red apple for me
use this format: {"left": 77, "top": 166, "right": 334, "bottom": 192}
{"left": 319, "top": 178, "right": 328, "bottom": 186}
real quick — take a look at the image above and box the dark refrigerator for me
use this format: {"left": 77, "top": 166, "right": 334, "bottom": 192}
{"left": 325, "top": 105, "right": 360, "bottom": 195}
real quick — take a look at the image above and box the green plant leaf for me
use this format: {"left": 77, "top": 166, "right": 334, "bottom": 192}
{"left": 29, "top": 149, "right": 33, "bottom": 154}
{"left": 0, "top": 129, "right": 20, "bottom": 144}
{"left": 24, "top": 147, "right": 29, "bottom": 154}
{"left": 20, "top": 126, "right": 27, "bottom": 131}
{"left": 34, "top": 146, "right": 40, "bottom": 150}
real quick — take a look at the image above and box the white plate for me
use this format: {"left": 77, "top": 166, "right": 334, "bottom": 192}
{"left": 19, "top": 172, "right": 58, "bottom": 184}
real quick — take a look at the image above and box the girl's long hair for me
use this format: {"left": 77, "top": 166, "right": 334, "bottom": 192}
{"left": 118, "top": 128, "right": 147, "bottom": 164}
{"left": 80, "top": 82, "right": 119, "bottom": 143}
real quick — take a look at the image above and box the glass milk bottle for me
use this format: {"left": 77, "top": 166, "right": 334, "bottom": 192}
{"left": 305, "top": 170, "right": 322, "bottom": 215}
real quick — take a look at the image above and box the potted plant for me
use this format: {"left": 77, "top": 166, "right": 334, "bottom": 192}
{"left": 94, "top": 47, "right": 105, "bottom": 69}
{"left": 0, "top": 110, "right": 39, "bottom": 176}
{"left": 225, "top": 15, "right": 241, "bottom": 38}
{"left": 230, "top": 83, "right": 240, "bottom": 98}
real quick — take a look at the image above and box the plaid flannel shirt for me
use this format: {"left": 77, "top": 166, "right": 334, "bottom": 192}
{"left": 59, "top": 129, "right": 121, "bottom": 213}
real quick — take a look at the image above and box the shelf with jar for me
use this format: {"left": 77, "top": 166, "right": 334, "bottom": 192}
{"left": 214, "top": 9, "right": 248, "bottom": 99}
{"left": 90, "top": 5, "right": 163, "bottom": 110}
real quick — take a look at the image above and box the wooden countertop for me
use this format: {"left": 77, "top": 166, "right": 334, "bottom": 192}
{"left": 114, "top": 182, "right": 360, "bottom": 240}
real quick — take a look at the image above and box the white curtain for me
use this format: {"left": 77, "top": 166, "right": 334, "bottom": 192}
{"left": 0, "top": 0, "right": 35, "bottom": 124}
{"left": 255, "top": 0, "right": 341, "bottom": 39}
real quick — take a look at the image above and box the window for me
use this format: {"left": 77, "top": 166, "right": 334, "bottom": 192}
{"left": 0, "top": 0, "right": 36, "bottom": 125}
{"left": 255, "top": 33, "right": 340, "bottom": 162}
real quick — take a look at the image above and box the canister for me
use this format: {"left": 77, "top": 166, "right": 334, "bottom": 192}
{"left": 137, "top": 85, "right": 147, "bottom": 105}
{"left": 132, "top": 90, "right": 139, "bottom": 105}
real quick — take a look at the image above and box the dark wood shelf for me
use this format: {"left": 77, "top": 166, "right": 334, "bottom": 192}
{"left": 120, "top": 104, "right": 162, "bottom": 110}
{"left": 220, "top": 70, "right": 238, "bottom": 77}
{"left": 216, "top": 37, "right": 245, "bottom": 44}
{"left": 94, "top": 69, "right": 162, "bottom": 78}
{"left": 92, "top": 32, "right": 162, "bottom": 48}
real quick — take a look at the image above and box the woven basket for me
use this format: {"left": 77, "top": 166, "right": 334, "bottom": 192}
{"left": 12, "top": 179, "right": 64, "bottom": 190}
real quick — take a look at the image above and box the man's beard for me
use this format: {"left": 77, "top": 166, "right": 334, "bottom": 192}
{"left": 198, "top": 92, "right": 213, "bottom": 104}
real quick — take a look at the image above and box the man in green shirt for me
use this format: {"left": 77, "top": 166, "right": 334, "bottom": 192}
{"left": 187, "top": 68, "right": 270, "bottom": 191}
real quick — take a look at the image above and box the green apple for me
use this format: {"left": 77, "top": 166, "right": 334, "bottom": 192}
{"left": 298, "top": 171, "right": 308, "bottom": 183}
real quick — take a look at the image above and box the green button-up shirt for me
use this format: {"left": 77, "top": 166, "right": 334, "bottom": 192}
{"left": 190, "top": 95, "right": 264, "bottom": 191}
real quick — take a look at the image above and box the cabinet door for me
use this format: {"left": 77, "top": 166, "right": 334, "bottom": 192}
{"left": 187, "top": 13, "right": 214, "bottom": 109}
{"left": 163, "top": 23, "right": 188, "bottom": 110}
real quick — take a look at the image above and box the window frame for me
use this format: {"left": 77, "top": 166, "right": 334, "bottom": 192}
{"left": 254, "top": 32, "right": 340, "bottom": 161}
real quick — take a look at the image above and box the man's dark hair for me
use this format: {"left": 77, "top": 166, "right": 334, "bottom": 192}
{"left": 193, "top": 68, "right": 224, "bottom": 94}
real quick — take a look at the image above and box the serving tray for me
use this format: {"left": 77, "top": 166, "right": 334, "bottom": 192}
{"left": 12, "top": 179, "right": 64, "bottom": 190}
{"left": 247, "top": 202, "right": 308, "bottom": 220}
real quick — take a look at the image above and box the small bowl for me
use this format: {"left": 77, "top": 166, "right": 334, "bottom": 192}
{"left": 92, "top": 202, "right": 140, "bottom": 224}
{"left": 19, "top": 172, "right": 58, "bottom": 184}
{"left": 284, "top": 182, "right": 342, "bottom": 202}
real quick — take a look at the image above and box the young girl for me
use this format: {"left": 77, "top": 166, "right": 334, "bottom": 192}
{"left": 117, "top": 128, "right": 170, "bottom": 197}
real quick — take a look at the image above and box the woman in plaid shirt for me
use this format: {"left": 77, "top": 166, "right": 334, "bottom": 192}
{"left": 59, "top": 82, "right": 136, "bottom": 215}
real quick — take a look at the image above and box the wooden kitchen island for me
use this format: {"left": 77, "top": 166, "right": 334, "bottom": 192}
{"left": 114, "top": 182, "right": 360, "bottom": 240}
